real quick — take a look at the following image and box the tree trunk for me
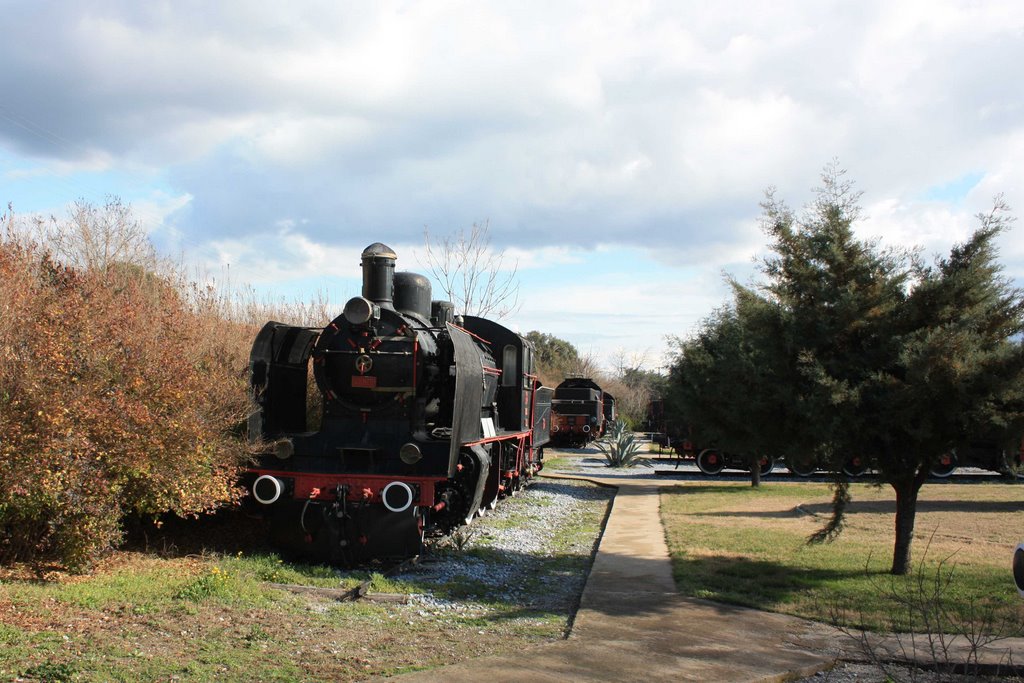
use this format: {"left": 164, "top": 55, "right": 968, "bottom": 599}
{"left": 749, "top": 454, "right": 762, "bottom": 488}
{"left": 890, "top": 468, "right": 929, "bottom": 575}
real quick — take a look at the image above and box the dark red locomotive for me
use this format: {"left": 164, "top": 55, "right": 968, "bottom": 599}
{"left": 549, "top": 378, "right": 610, "bottom": 448}
{"left": 246, "top": 243, "right": 551, "bottom": 563}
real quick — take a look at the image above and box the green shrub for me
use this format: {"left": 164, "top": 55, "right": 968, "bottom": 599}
{"left": 23, "top": 660, "right": 77, "bottom": 683}
{"left": 174, "top": 566, "right": 236, "bottom": 602}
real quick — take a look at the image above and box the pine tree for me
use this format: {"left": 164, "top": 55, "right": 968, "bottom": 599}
{"left": 669, "top": 163, "right": 1024, "bottom": 574}
{"left": 864, "top": 198, "right": 1024, "bottom": 573}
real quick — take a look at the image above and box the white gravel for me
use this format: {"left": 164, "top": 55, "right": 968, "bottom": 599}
{"left": 390, "top": 475, "right": 614, "bottom": 617}
{"left": 797, "top": 660, "right": 1023, "bottom": 682}
{"left": 549, "top": 448, "right": 662, "bottom": 480}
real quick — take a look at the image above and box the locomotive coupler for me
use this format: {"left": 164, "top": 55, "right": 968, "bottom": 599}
{"left": 333, "top": 484, "right": 350, "bottom": 519}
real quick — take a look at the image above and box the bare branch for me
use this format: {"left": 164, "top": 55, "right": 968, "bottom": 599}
{"left": 48, "top": 196, "right": 157, "bottom": 275}
{"left": 422, "top": 221, "right": 520, "bottom": 319}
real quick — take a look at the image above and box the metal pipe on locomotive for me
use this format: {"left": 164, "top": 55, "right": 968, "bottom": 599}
{"left": 245, "top": 243, "right": 552, "bottom": 564}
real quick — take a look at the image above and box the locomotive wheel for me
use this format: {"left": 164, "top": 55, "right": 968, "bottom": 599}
{"left": 929, "top": 452, "right": 957, "bottom": 478}
{"left": 842, "top": 455, "right": 868, "bottom": 477}
{"left": 758, "top": 455, "right": 776, "bottom": 476}
{"left": 786, "top": 455, "right": 817, "bottom": 477}
{"left": 697, "top": 449, "right": 725, "bottom": 475}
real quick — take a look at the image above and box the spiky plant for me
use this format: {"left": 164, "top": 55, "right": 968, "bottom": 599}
{"left": 597, "top": 420, "right": 651, "bottom": 468}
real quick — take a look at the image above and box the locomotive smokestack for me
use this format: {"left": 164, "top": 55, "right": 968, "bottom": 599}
{"left": 360, "top": 242, "right": 397, "bottom": 309}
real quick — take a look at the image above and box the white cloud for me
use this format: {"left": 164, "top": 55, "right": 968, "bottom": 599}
{"left": 195, "top": 229, "right": 373, "bottom": 286}
{"left": 2, "top": 0, "right": 1023, "bottom": 370}
{"left": 134, "top": 191, "right": 194, "bottom": 241}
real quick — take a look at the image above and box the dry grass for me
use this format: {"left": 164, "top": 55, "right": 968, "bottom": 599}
{"left": 661, "top": 480, "right": 1024, "bottom": 632}
{"left": 675, "top": 482, "right": 1023, "bottom": 569}
{"left": 0, "top": 557, "right": 546, "bottom": 681}
{"left": 0, "top": 201, "right": 342, "bottom": 570}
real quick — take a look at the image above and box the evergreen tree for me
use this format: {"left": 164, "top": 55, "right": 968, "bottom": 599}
{"left": 524, "top": 331, "right": 580, "bottom": 372}
{"left": 668, "top": 286, "right": 794, "bottom": 487}
{"left": 759, "top": 165, "right": 911, "bottom": 549}
{"left": 762, "top": 168, "right": 1023, "bottom": 574}
{"left": 669, "top": 163, "right": 1024, "bottom": 574}
{"left": 862, "top": 198, "right": 1024, "bottom": 573}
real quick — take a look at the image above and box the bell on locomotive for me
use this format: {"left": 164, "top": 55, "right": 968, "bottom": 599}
{"left": 245, "top": 242, "right": 550, "bottom": 565}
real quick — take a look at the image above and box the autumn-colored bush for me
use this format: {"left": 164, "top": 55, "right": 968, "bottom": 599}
{"left": 0, "top": 207, "right": 255, "bottom": 570}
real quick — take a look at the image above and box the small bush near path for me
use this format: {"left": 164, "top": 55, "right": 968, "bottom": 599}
{"left": 597, "top": 420, "right": 651, "bottom": 468}
{"left": 660, "top": 481, "right": 1024, "bottom": 635}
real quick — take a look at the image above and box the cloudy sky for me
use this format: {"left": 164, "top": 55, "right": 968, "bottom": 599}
{"left": 2, "top": 1, "right": 1022, "bottom": 370}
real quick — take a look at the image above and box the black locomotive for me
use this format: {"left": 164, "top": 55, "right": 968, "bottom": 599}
{"left": 549, "top": 378, "right": 611, "bottom": 448}
{"left": 245, "top": 243, "right": 551, "bottom": 563}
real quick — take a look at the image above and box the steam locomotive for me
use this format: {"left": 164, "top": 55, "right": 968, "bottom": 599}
{"left": 549, "top": 378, "right": 614, "bottom": 448}
{"left": 245, "top": 243, "right": 551, "bottom": 564}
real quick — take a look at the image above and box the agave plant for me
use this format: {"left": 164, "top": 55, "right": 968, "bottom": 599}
{"left": 597, "top": 419, "right": 651, "bottom": 468}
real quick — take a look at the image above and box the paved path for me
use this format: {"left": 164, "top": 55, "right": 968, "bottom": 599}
{"left": 380, "top": 472, "right": 1024, "bottom": 682}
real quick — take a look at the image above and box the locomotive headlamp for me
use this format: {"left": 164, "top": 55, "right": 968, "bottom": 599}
{"left": 343, "top": 296, "right": 377, "bottom": 325}
{"left": 399, "top": 442, "right": 422, "bottom": 465}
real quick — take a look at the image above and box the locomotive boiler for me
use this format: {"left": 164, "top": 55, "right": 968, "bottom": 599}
{"left": 245, "top": 243, "right": 551, "bottom": 563}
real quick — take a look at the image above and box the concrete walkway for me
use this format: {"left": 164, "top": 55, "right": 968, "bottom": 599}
{"left": 381, "top": 473, "right": 1024, "bottom": 682}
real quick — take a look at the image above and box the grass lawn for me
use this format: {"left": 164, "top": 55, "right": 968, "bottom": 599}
{"left": 541, "top": 450, "right": 585, "bottom": 472}
{"left": 0, "top": 552, "right": 475, "bottom": 682}
{"left": 0, "top": 479, "right": 610, "bottom": 682}
{"left": 0, "top": 553, "right": 571, "bottom": 683}
{"left": 661, "top": 480, "right": 1024, "bottom": 634}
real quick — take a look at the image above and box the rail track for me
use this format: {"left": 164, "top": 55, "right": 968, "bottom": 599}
{"left": 650, "top": 457, "right": 1021, "bottom": 484}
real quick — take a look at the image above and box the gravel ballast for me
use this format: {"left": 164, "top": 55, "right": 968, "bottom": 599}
{"left": 388, "top": 475, "right": 614, "bottom": 623}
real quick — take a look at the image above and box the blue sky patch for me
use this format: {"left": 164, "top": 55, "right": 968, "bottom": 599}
{"left": 922, "top": 171, "right": 984, "bottom": 204}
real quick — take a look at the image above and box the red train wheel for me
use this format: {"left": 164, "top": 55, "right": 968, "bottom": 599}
{"left": 786, "top": 456, "right": 817, "bottom": 477}
{"left": 929, "top": 452, "right": 957, "bottom": 478}
{"left": 842, "top": 455, "right": 868, "bottom": 477}
{"left": 697, "top": 449, "right": 725, "bottom": 475}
